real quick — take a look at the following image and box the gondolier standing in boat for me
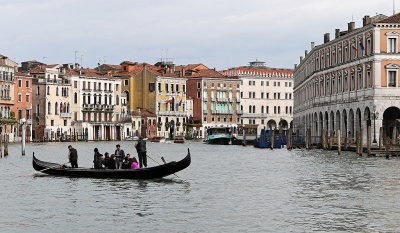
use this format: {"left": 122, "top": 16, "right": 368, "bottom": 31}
{"left": 68, "top": 145, "right": 78, "bottom": 168}
{"left": 135, "top": 136, "right": 147, "bottom": 168}
{"left": 115, "top": 144, "right": 125, "bottom": 169}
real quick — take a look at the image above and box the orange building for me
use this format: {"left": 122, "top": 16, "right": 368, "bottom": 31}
{"left": 12, "top": 72, "right": 33, "bottom": 140}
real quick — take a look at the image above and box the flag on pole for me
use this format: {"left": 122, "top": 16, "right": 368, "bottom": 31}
{"left": 178, "top": 100, "right": 182, "bottom": 106}
{"left": 166, "top": 96, "right": 173, "bottom": 104}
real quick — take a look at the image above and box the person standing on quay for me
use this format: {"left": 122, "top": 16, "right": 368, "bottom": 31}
{"left": 114, "top": 144, "right": 125, "bottom": 169}
{"left": 68, "top": 145, "right": 78, "bottom": 168}
{"left": 135, "top": 136, "right": 147, "bottom": 168}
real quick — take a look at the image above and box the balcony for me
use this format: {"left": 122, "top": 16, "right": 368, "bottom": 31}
{"left": 203, "top": 109, "right": 208, "bottom": 114}
{"left": 236, "top": 110, "right": 243, "bottom": 115}
{"left": 26, "top": 119, "right": 32, "bottom": 125}
{"left": 203, "top": 97, "right": 208, "bottom": 102}
{"left": 211, "top": 98, "right": 216, "bottom": 102}
{"left": 104, "top": 90, "right": 113, "bottom": 93}
{"left": 82, "top": 88, "right": 91, "bottom": 92}
{"left": 61, "top": 113, "right": 72, "bottom": 118}
{"left": 228, "top": 98, "right": 233, "bottom": 102}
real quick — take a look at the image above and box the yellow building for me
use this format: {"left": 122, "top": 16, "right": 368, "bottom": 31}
{"left": 155, "top": 75, "right": 187, "bottom": 138}
{"left": 115, "top": 62, "right": 160, "bottom": 114}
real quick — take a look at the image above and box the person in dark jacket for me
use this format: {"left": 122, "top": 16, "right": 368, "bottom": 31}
{"left": 102, "top": 152, "right": 110, "bottom": 168}
{"left": 121, "top": 154, "right": 132, "bottom": 169}
{"left": 93, "top": 148, "right": 103, "bottom": 169}
{"left": 108, "top": 154, "right": 117, "bottom": 169}
{"left": 114, "top": 144, "right": 125, "bottom": 169}
{"left": 68, "top": 145, "right": 78, "bottom": 168}
{"left": 135, "top": 137, "right": 147, "bottom": 168}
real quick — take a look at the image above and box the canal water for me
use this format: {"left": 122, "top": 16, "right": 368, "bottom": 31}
{"left": 1, "top": 141, "right": 400, "bottom": 232}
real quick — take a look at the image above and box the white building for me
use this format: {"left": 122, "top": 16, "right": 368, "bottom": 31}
{"left": 221, "top": 60, "right": 294, "bottom": 133}
{"left": 293, "top": 14, "right": 400, "bottom": 143}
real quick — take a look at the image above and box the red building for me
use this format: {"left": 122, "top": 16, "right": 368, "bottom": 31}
{"left": 12, "top": 72, "right": 33, "bottom": 140}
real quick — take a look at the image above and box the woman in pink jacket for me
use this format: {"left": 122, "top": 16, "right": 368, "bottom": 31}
{"left": 131, "top": 157, "right": 139, "bottom": 169}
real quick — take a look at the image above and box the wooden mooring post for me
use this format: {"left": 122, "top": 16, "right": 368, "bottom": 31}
{"left": 4, "top": 134, "right": 9, "bottom": 156}
{"left": 287, "top": 128, "right": 292, "bottom": 150}
{"left": 379, "top": 127, "right": 383, "bottom": 150}
{"left": 329, "top": 130, "right": 334, "bottom": 150}
{"left": 337, "top": 130, "right": 341, "bottom": 155}
{"left": 359, "top": 128, "right": 364, "bottom": 156}
{"left": 356, "top": 131, "right": 360, "bottom": 154}
{"left": 392, "top": 127, "right": 397, "bottom": 145}
{"left": 385, "top": 136, "right": 390, "bottom": 159}
{"left": 321, "top": 130, "right": 326, "bottom": 149}
{"left": 305, "top": 130, "right": 310, "bottom": 150}
{"left": 367, "top": 126, "right": 371, "bottom": 156}
{"left": 344, "top": 134, "right": 348, "bottom": 151}
{"left": 270, "top": 131, "right": 275, "bottom": 150}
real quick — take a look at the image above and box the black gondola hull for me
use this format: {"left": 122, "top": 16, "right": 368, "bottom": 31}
{"left": 32, "top": 150, "right": 191, "bottom": 179}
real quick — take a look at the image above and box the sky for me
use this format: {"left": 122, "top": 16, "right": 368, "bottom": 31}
{"left": 0, "top": 0, "right": 395, "bottom": 70}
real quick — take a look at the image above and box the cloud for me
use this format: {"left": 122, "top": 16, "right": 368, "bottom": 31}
{"left": 0, "top": 0, "right": 393, "bottom": 69}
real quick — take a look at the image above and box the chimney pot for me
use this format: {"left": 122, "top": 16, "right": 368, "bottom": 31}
{"left": 311, "top": 42, "right": 315, "bottom": 50}
{"left": 348, "top": 22, "right": 355, "bottom": 32}
{"left": 324, "top": 33, "right": 330, "bottom": 43}
{"left": 305, "top": 50, "right": 308, "bottom": 57}
{"left": 363, "top": 15, "right": 371, "bottom": 26}
{"left": 335, "top": 29, "right": 341, "bottom": 39}
{"left": 300, "top": 56, "right": 303, "bottom": 63}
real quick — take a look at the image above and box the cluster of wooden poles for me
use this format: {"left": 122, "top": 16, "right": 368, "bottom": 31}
{"left": 287, "top": 126, "right": 395, "bottom": 158}
{"left": 0, "top": 134, "right": 10, "bottom": 158}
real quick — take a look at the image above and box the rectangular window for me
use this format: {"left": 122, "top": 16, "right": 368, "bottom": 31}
{"left": 165, "top": 83, "right": 169, "bottom": 93}
{"left": 18, "top": 93, "right": 22, "bottom": 102}
{"left": 26, "top": 94, "right": 30, "bottom": 103}
{"left": 36, "top": 86, "right": 40, "bottom": 95}
{"left": 149, "top": 83, "right": 155, "bottom": 92}
{"left": 197, "top": 91, "right": 201, "bottom": 98}
{"left": 74, "top": 81, "right": 77, "bottom": 88}
{"left": 389, "top": 38, "right": 397, "bottom": 53}
{"left": 266, "top": 93, "right": 269, "bottom": 99}
{"left": 197, "top": 82, "right": 201, "bottom": 89}
{"left": 266, "top": 81, "right": 269, "bottom": 86}
{"left": 124, "top": 80, "right": 129, "bottom": 86}
{"left": 64, "top": 120, "right": 67, "bottom": 126}
{"left": 176, "top": 84, "right": 179, "bottom": 93}
{"left": 261, "top": 81, "right": 264, "bottom": 86}
{"left": 158, "top": 83, "right": 162, "bottom": 92}
{"left": 51, "top": 120, "right": 54, "bottom": 126}
{"left": 266, "top": 106, "right": 269, "bottom": 114}
{"left": 26, "top": 80, "right": 30, "bottom": 88}
{"left": 389, "top": 71, "right": 397, "bottom": 87}
{"left": 18, "top": 80, "right": 22, "bottom": 88}
{"left": 183, "top": 84, "right": 186, "bottom": 93}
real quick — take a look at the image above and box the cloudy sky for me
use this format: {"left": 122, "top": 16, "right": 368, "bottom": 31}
{"left": 0, "top": 0, "right": 394, "bottom": 70}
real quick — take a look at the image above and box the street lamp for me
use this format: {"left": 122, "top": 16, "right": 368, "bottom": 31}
{"left": 373, "top": 106, "right": 379, "bottom": 143}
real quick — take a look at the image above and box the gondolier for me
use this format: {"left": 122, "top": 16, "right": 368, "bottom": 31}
{"left": 68, "top": 145, "right": 78, "bottom": 168}
{"left": 135, "top": 136, "right": 147, "bottom": 168}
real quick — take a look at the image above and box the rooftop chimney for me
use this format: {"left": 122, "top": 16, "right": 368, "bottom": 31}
{"left": 335, "top": 29, "right": 341, "bottom": 39}
{"left": 348, "top": 22, "right": 355, "bottom": 32}
{"left": 300, "top": 56, "right": 303, "bottom": 63}
{"left": 311, "top": 42, "right": 315, "bottom": 50}
{"left": 324, "top": 33, "right": 330, "bottom": 43}
{"left": 305, "top": 50, "right": 308, "bottom": 57}
{"left": 363, "top": 15, "right": 371, "bottom": 26}
{"left": 294, "top": 64, "right": 297, "bottom": 69}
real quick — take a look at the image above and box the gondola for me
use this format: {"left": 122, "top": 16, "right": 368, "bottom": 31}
{"left": 32, "top": 149, "right": 191, "bottom": 179}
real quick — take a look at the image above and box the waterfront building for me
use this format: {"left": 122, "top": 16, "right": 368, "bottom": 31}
{"left": 221, "top": 60, "right": 293, "bottom": 134}
{"left": 64, "top": 68, "right": 124, "bottom": 141}
{"left": 31, "top": 65, "right": 72, "bottom": 141}
{"left": 0, "top": 54, "right": 18, "bottom": 138}
{"left": 293, "top": 13, "right": 400, "bottom": 143}
{"left": 186, "top": 68, "right": 241, "bottom": 138}
{"left": 155, "top": 73, "right": 187, "bottom": 138}
{"left": 12, "top": 72, "right": 33, "bottom": 141}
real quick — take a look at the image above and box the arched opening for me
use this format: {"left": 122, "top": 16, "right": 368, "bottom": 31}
{"left": 356, "top": 108, "right": 362, "bottom": 134}
{"left": 267, "top": 119, "right": 277, "bottom": 129}
{"left": 330, "top": 111, "right": 335, "bottom": 132}
{"left": 383, "top": 107, "right": 400, "bottom": 138}
{"left": 314, "top": 112, "right": 318, "bottom": 136}
{"left": 349, "top": 109, "right": 354, "bottom": 139}
{"left": 336, "top": 110, "right": 341, "bottom": 132}
{"left": 342, "top": 109, "right": 347, "bottom": 137}
{"left": 279, "top": 119, "right": 288, "bottom": 134}
{"left": 319, "top": 112, "right": 323, "bottom": 137}
{"left": 364, "top": 107, "right": 371, "bottom": 127}
{"left": 124, "top": 90, "right": 129, "bottom": 103}
{"left": 324, "top": 111, "right": 329, "bottom": 132}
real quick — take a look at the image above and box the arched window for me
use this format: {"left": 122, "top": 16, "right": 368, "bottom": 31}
{"left": 48, "top": 102, "right": 51, "bottom": 115}
{"left": 253, "top": 105, "right": 256, "bottom": 113}
{"left": 74, "top": 93, "right": 77, "bottom": 104}
{"left": 67, "top": 103, "right": 70, "bottom": 113}
{"left": 249, "top": 105, "right": 252, "bottom": 113}
{"left": 55, "top": 102, "right": 58, "bottom": 115}
{"left": 56, "top": 87, "right": 59, "bottom": 96}
{"left": 116, "top": 95, "right": 119, "bottom": 105}
{"left": 47, "top": 86, "right": 50, "bottom": 95}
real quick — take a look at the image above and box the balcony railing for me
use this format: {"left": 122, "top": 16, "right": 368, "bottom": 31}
{"left": 211, "top": 98, "right": 216, "bottom": 102}
{"left": 157, "top": 111, "right": 187, "bottom": 116}
{"left": 218, "top": 97, "right": 228, "bottom": 102}
{"left": 61, "top": 113, "right": 72, "bottom": 118}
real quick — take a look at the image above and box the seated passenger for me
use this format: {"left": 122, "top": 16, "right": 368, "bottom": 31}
{"left": 131, "top": 157, "right": 139, "bottom": 169}
{"left": 103, "top": 153, "right": 110, "bottom": 168}
{"left": 108, "top": 154, "right": 117, "bottom": 169}
{"left": 93, "top": 148, "right": 103, "bottom": 169}
{"left": 121, "top": 154, "right": 131, "bottom": 169}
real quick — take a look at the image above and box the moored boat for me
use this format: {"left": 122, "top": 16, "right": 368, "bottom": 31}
{"left": 150, "top": 136, "right": 165, "bottom": 143}
{"left": 174, "top": 135, "right": 185, "bottom": 143}
{"left": 32, "top": 149, "right": 191, "bottom": 179}
{"left": 205, "top": 127, "right": 232, "bottom": 145}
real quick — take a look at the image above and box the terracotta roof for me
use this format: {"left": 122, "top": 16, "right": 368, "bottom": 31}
{"left": 15, "top": 72, "right": 32, "bottom": 77}
{"left": 104, "top": 64, "right": 122, "bottom": 70}
{"left": 120, "top": 61, "right": 137, "bottom": 65}
{"left": 113, "top": 63, "right": 162, "bottom": 77}
{"left": 377, "top": 13, "right": 399, "bottom": 23}
{"left": 0, "top": 54, "right": 7, "bottom": 59}
{"left": 186, "top": 69, "right": 226, "bottom": 78}
{"left": 132, "top": 109, "right": 156, "bottom": 117}
{"left": 221, "top": 67, "right": 293, "bottom": 78}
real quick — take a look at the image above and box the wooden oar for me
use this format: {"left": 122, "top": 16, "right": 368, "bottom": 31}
{"left": 24, "top": 161, "right": 70, "bottom": 177}
{"left": 147, "top": 154, "right": 179, "bottom": 178}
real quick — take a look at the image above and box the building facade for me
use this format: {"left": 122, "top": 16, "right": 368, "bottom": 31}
{"left": 12, "top": 72, "right": 33, "bottom": 141}
{"left": 155, "top": 75, "right": 187, "bottom": 138}
{"left": 221, "top": 60, "right": 293, "bottom": 133}
{"left": 293, "top": 13, "right": 400, "bottom": 143}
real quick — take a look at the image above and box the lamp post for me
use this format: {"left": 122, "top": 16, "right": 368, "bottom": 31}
{"left": 373, "top": 106, "right": 379, "bottom": 143}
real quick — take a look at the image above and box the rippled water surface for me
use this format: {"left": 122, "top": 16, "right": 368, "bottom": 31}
{"left": 1, "top": 141, "right": 400, "bottom": 232}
